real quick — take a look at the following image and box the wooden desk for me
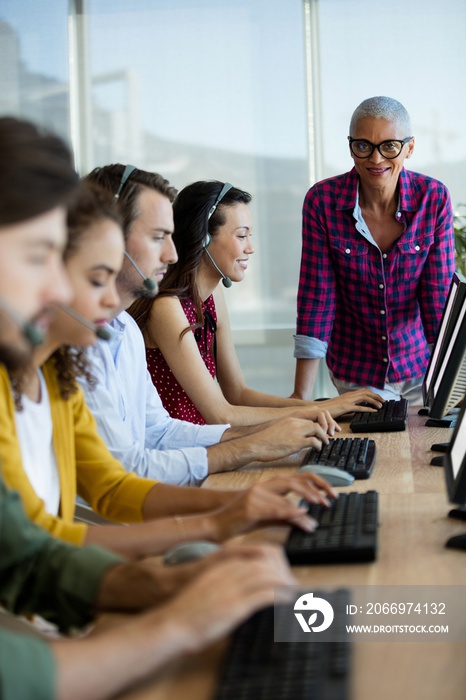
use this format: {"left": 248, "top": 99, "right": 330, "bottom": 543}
{"left": 118, "top": 409, "right": 466, "bottom": 700}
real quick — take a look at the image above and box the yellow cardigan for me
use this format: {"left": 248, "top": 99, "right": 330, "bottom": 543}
{"left": 0, "top": 363, "right": 157, "bottom": 545}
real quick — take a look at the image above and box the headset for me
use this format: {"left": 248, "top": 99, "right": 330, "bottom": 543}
{"left": 0, "top": 296, "right": 44, "bottom": 346}
{"left": 60, "top": 305, "right": 112, "bottom": 340}
{"left": 0, "top": 298, "right": 112, "bottom": 344}
{"left": 203, "top": 182, "right": 234, "bottom": 288}
{"left": 114, "top": 164, "right": 157, "bottom": 293}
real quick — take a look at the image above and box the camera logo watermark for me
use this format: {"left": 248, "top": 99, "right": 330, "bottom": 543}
{"left": 293, "top": 592, "right": 334, "bottom": 633}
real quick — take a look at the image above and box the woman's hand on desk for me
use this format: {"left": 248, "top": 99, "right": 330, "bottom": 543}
{"left": 319, "top": 389, "right": 384, "bottom": 418}
{"left": 207, "top": 472, "right": 337, "bottom": 541}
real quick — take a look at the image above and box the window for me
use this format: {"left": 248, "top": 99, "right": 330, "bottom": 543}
{"left": 313, "top": 0, "right": 466, "bottom": 209}
{"left": 2, "top": 0, "right": 465, "bottom": 398}
{"left": 84, "top": 0, "right": 313, "bottom": 396}
{"left": 0, "top": 1, "right": 70, "bottom": 143}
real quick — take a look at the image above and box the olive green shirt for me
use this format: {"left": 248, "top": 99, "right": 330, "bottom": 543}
{"left": 0, "top": 476, "right": 122, "bottom": 699}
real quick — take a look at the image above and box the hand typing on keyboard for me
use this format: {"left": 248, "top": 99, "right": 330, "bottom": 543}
{"left": 211, "top": 473, "right": 337, "bottom": 541}
{"left": 158, "top": 543, "right": 297, "bottom": 652}
{"left": 286, "top": 406, "right": 341, "bottom": 437}
{"left": 285, "top": 491, "right": 379, "bottom": 564}
{"left": 310, "top": 388, "right": 384, "bottom": 419}
{"left": 302, "top": 437, "right": 377, "bottom": 479}
{"left": 350, "top": 398, "right": 408, "bottom": 432}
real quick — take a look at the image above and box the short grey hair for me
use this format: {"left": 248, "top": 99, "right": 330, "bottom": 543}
{"left": 349, "top": 96, "right": 412, "bottom": 137}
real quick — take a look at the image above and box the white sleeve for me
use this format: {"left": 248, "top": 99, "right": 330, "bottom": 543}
{"left": 80, "top": 354, "right": 210, "bottom": 486}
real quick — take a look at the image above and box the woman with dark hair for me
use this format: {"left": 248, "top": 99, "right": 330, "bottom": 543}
{"left": 129, "top": 180, "right": 383, "bottom": 426}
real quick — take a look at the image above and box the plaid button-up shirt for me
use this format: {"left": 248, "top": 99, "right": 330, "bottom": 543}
{"left": 294, "top": 167, "right": 455, "bottom": 389}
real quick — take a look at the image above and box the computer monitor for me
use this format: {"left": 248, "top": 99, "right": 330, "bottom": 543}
{"left": 423, "top": 272, "right": 466, "bottom": 409}
{"left": 427, "top": 281, "right": 466, "bottom": 420}
{"left": 444, "top": 402, "right": 466, "bottom": 551}
{"left": 444, "top": 402, "right": 466, "bottom": 505}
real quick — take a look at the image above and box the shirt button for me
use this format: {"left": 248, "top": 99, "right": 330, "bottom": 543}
{"left": 382, "top": 335, "right": 387, "bottom": 340}
{"left": 379, "top": 283, "right": 384, "bottom": 289}
{"left": 345, "top": 248, "right": 351, "bottom": 254}
{"left": 383, "top": 357, "right": 388, "bottom": 363}
{"left": 383, "top": 253, "right": 388, "bottom": 259}
{"left": 380, "top": 310, "right": 386, "bottom": 315}
{"left": 414, "top": 245, "right": 420, "bottom": 251}
{"left": 396, "top": 211, "right": 401, "bottom": 219}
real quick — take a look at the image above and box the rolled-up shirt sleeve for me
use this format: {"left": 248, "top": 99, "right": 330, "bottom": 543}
{"left": 293, "top": 334, "right": 328, "bottom": 359}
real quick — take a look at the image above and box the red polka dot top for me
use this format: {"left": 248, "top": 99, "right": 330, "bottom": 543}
{"left": 146, "top": 295, "right": 217, "bottom": 425}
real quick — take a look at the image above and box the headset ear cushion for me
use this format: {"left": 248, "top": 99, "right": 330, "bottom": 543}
{"left": 203, "top": 233, "right": 212, "bottom": 248}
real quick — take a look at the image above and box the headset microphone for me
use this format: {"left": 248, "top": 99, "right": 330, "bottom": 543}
{"left": 203, "top": 248, "right": 232, "bottom": 288}
{"left": 0, "top": 296, "right": 44, "bottom": 346}
{"left": 123, "top": 252, "right": 157, "bottom": 292}
{"left": 21, "top": 321, "right": 45, "bottom": 346}
{"left": 113, "top": 165, "right": 157, "bottom": 294}
{"left": 60, "top": 305, "right": 112, "bottom": 341}
{"left": 203, "top": 182, "right": 234, "bottom": 289}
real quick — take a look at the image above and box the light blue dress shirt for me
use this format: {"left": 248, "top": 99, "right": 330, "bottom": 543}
{"left": 79, "top": 312, "right": 230, "bottom": 486}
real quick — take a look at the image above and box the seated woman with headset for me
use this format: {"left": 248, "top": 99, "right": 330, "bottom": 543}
{"left": 128, "top": 181, "right": 383, "bottom": 426}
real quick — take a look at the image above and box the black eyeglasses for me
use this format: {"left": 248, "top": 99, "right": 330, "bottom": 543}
{"left": 348, "top": 136, "right": 412, "bottom": 159}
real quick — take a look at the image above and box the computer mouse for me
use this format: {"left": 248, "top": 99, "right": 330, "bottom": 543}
{"left": 297, "top": 464, "right": 355, "bottom": 487}
{"left": 163, "top": 540, "right": 221, "bottom": 566}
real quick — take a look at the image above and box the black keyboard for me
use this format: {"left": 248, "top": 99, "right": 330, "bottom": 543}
{"left": 285, "top": 491, "right": 379, "bottom": 565}
{"left": 213, "top": 591, "right": 351, "bottom": 700}
{"left": 304, "top": 437, "right": 376, "bottom": 479}
{"left": 350, "top": 398, "right": 408, "bottom": 432}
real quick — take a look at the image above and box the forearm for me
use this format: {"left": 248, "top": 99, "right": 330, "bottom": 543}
{"left": 219, "top": 422, "right": 272, "bottom": 439}
{"left": 208, "top": 383, "right": 314, "bottom": 426}
{"left": 142, "top": 482, "right": 239, "bottom": 517}
{"left": 203, "top": 399, "right": 287, "bottom": 427}
{"left": 94, "top": 560, "right": 207, "bottom": 611}
{"left": 233, "top": 386, "right": 332, "bottom": 413}
{"left": 93, "top": 561, "right": 174, "bottom": 610}
{"left": 293, "top": 358, "right": 321, "bottom": 400}
{"left": 206, "top": 435, "right": 260, "bottom": 473}
{"left": 83, "top": 514, "right": 221, "bottom": 559}
{"left": 52, "top": 611, "right": 191, "bottom": 700}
